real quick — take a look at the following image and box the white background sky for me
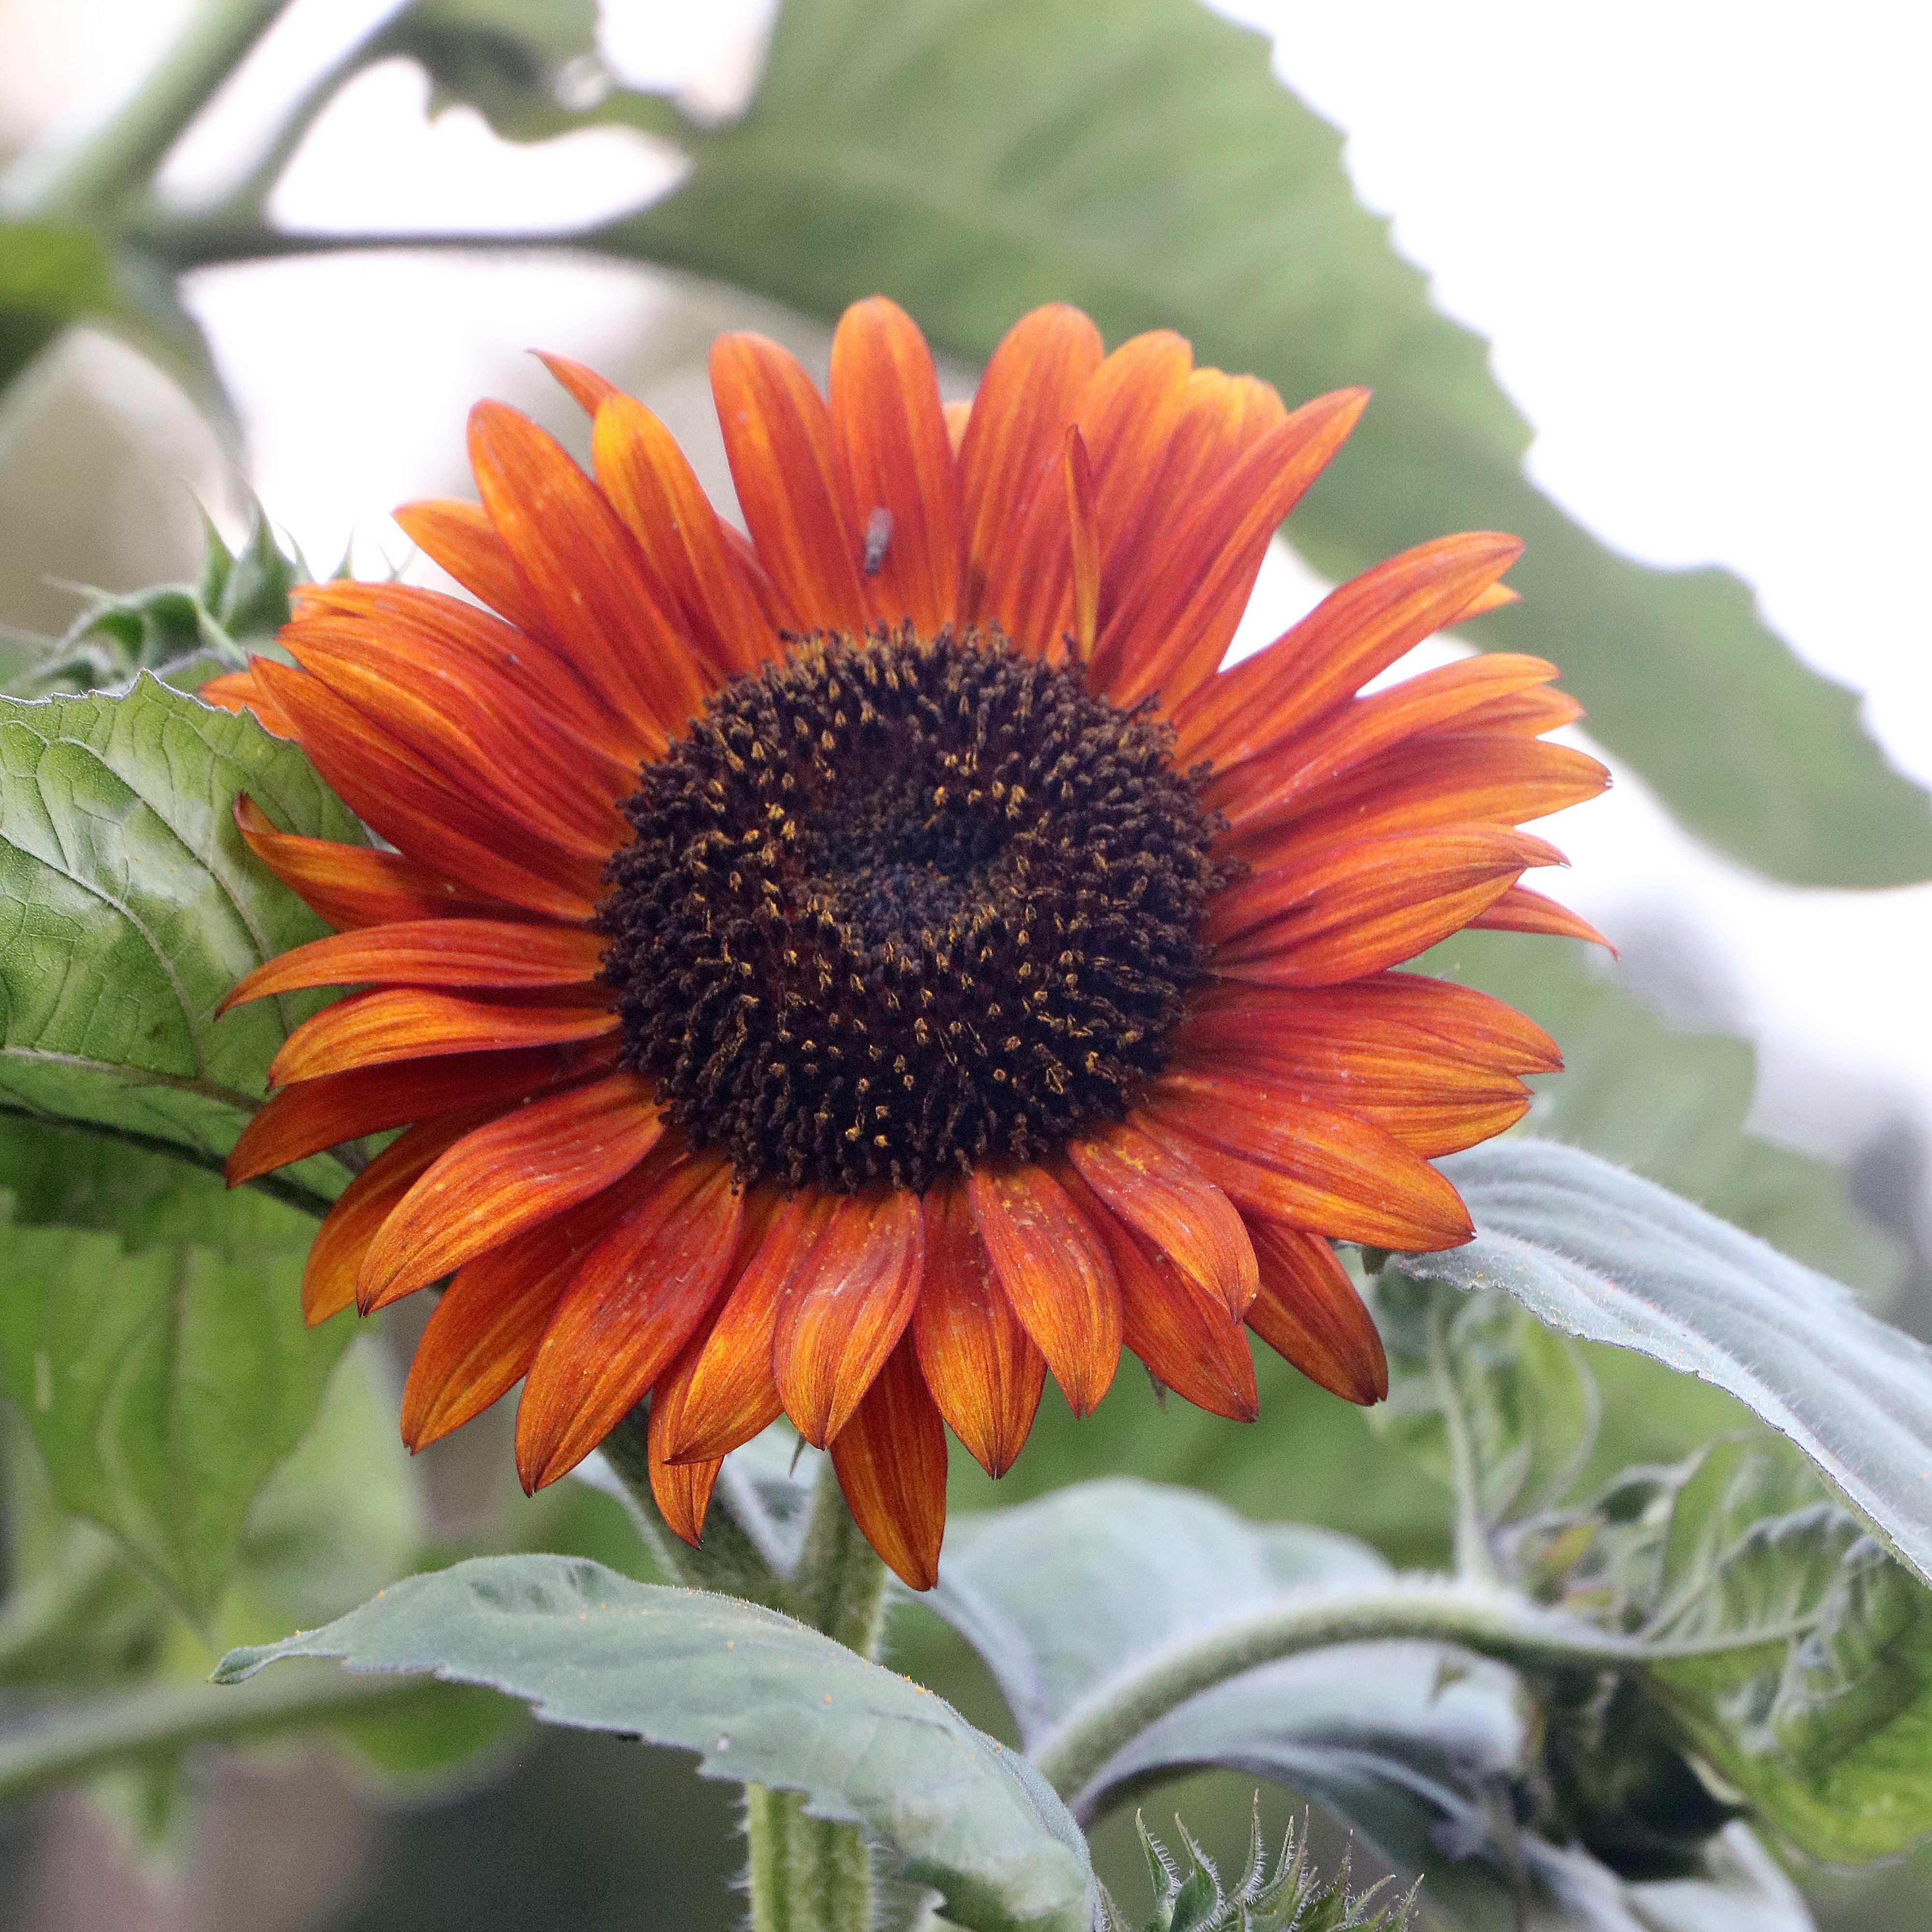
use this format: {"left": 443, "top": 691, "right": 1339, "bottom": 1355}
{"left": 2, "top": 0, "right": 1929, "bottom": 1165}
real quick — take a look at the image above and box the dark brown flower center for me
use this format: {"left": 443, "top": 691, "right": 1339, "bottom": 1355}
{"left": 597, "top": 627, "right": 1219, "bottom": 1193}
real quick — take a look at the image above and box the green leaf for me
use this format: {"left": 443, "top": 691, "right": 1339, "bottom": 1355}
{"left": 0, "top": 1180, "right": 347, "bottom": 1619}
{"left": 605, "top": 0, "right": 1932, "bottom": 885}
{"left": 216, "top": 1554, "right": 1095, "bottom": 1932}
{"left": 0, "top": 672, "right": 360, "bottom": 1188}
{"left": 1386, "top": 1142, "right": 1932, "bottom": 1597}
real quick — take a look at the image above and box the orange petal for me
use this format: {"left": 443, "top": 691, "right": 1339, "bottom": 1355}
{"left": 1469, "top": 884, "right": 1615, "bottom": 950}
{"left": 1207, "top": 825, "right": 1562, "bottom": 983}
{"left": 1064, "top": 425, "right": 1099, "bottom": 664}
{"left": 391, "top": 498, "right": 556, "bottom": 646}
{"left": 772, "top": 1189, "right": 925, "bottom": 1449}
{"left": 223, "top": 919, "right": 604, "bottom": 1012}
{"left": 1450, "top": 683, "right": 1585, "bottom": 739}
{"left": 200, "top": 667, "right": 294, "bottom": 736}
{"left": 268, "top": 988, "right": 615, "bottom": 1089}
{"left": 958, "top": 304, "right": 1104, "bottom": 649}
{"left": 663, "top": 1193, "right": 835, "bottom": 1464}
{"left": 910, "top": 1179, "right": 1045, "bottom": 1477}
{"left": 1095, "top": 388, "right": 1370, "bottom": 708}
{"left": 1171, "top": 533, "right": 1525, "bottom": 769}
{"left": 1066, "top": 1121, "right": 1257, "bottom": 1319}
{"left": 966, "top": 1163, "right": 1121, "bottom": 1417}
{"left": 399, "top": 1163, "right": 659, "bottom": 1449}
{"left": 468, "top": 401, "right": 711, "bottom": 748}
{"left": 647, "top": 1367, "right": 722, "bottom": 1549}
{"left": 1245, "top": 1220, "right": 1388, "bottom": 1404}
{"left": 225, "top": 1040, "right": 612, "bottom": 1184}
{"left": 830, "top": 297, "right": 962, "bottom": 633}
{"left": 1457, "top": 579, "right": 1519, "bottom": 619}
{"left": 1184, "top": 973, "right": 1562, "bottom": 1078}
{"left": 828, "top": 1335, "right": 948, "bottom": 1591}
{"left": 233, "top": 795, "right": 506, "bottom": 933}
{"left": 592, "top": 392, "right": 778, "bottom": 680}
{"left": 1139, "top": 1073, "right": 1474, "bottom": 1251}
{"left": 248, "top": 658, "right": 599, "bottom": 920}
{"left": 514, "top": 1156, "right": 745, "bottom": 1490}
{"left": 357, "top": 1072, "right": 663, "bottom": 1307}
{"left": 942, "top": 398, "right": 972, "bottom": 454}
{"left": 300, "top": 1108, "right": 490, "bottom": 1325}
{"left": 536, "top": 350, "right": 621, "bottom": 415}
{"left": 1061, "top": 1168, "right": 1258, "bottom": 1422}
{"left": 710, "top": 332, "right": 869, "bottom": 632}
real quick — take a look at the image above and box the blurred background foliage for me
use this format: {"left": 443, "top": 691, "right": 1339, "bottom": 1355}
{"left": 1, "top": 0, "right": 1929, "bottom": 1928}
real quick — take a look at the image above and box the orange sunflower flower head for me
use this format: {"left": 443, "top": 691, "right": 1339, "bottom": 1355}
{"left": 211, "top": 297, "right": 1607, "bottom": 1590}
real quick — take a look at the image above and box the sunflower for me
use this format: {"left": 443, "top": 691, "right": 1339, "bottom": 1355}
{"left": 207, "top": 298, "right": 1606, "bottom": 1590}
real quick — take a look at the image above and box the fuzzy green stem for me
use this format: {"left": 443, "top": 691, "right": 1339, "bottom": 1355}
{"left": 11, "top": 0, "right": 292, "bottom": 219}
{"left": 785, "top": 1456, "right": 888, "bottom": 1657}
{"left": 1429, "top": 1301, "right": 1501, "bottom": 1586}
{"left": 1028, "top": 1581, "right": 1808, "bottom": 1817}
{"left": 744, "top": 1787, "right": 872, "bottom": 1932}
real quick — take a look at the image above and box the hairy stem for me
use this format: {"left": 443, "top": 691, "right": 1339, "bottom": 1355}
{"left": 1028, "top": 1581, "right": 1796, "bottom": 1817}
{"left": 11, "top": 0, "right": 292, "bottom": 219}
{"left": 1429, "top": 1300, "right": 1500, "bottom": 1586}
{"left": 744, "top": 1787, "right": 872, "bottom": 1932}
{"left": 786, "top": 1457, "right": 887, "bottom": 1658}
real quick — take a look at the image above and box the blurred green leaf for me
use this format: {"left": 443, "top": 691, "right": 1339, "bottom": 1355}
{"left": 218, "top": 1554, "right": 1097, "bottom": 1932}
{"left": 608, "top": 0, "right": 1930, "bottom": 885}
{"left": 1389, "top": 1141, "right": 1932, "bottom": 1594}
{"left": 0, "top": 673, "right": 359, "bottom": 1194}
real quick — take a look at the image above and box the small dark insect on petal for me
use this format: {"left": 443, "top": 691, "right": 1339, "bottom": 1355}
{"left": 863, "top": 508, "right": 894, "bottom": 576}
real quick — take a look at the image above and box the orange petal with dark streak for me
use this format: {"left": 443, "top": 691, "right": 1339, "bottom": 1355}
{"left": 1139, "top": 1074, "right": 1473, "bottom": 1252}
{"left": 1245, "top": 1220, "right": 1389, "bottom": 1404}
{"left": 1061, "top": 1168, "right": 1258, "bottom": 1422}
{"left": 226, "top": 1040, "right": 613, "bottom": 1184}
{"left": 966, "top": 1163, "right": 1121, "bottom": 1417}
{"left": 358, "top": 1073, "right": 662, "bottom": 1307}
{"left": 830, "top": 297, "right": 962, "bottom": 633}
{"left": 710, "top": 332, "right": 869, "bottom": 632}
{"left": 398, "top": 1164, "right": 659, "bottom": 1448}
{"left": 665, "top": 1193, "right": 834, "bottom": 1464}
{"left": 233, "top": 796, "right": 504, "bottom": 932}
{"left": 301, "top": 1109, "right": 489, "bottom": 1325}
{"left": 1067, "top": 1122, "right": 1257, "bottom": 1319}
{"left": 222, "top": 918, "right": 604, "bottom": 1012}
{"left": 593, "top": 393, "right": 777, "bottom": 680}
{"left": 828, "top": 1336, "right": 947, "bottom": 1591}
{"left": 1171, "top": 533, "right": 1524, "bottom": 769}
{"left": 515, "top": 1157, "right": 745, "bottom": 1490}
{"left": 772, "top": 1189, "right": 925, "bottom": 1449}
{"left": 268, "top": 988, "right": 615, "bottom": 1089}
{"left": 910, "top": 1179, "right": 1045, "bottom": 1478}
{"left": 1064, "top": 426, "right": 1099, "bottom": 664}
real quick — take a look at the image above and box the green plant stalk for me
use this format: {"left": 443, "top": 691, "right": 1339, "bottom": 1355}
{"left": 1428, "top": 1300, "right": 1500, "bottom": 1586}
{"left": 1027, "top": 1579, "right": 1816, "bottom": 1816}
{"left": 12, "top": 0, "right": 292, "bottom": 219}
{"left": 785, "top": 1456, "right": 888, "bottom": 1657}
{"left": 743, "top": 1786, "right": 873, "bottom": 1932}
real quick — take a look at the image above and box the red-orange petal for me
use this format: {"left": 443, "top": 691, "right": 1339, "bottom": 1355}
{"left": 398, "top": 1163, "right": 660, "bottom": 1449}
{"left": 592, "top": 392, "right": 779, "bottom": 680}
{"left": 1066, "top": 1122, "right": 1257, "bottom": 1319}
{"left": 1245, "top": 1220, "right": 1389, "bottom": 1404}
{"left": 1171, "top": 533, "right": 1525, "bottom": 770}
{"left": 300, "top": 1109, "right": 490, "bottom": 1325}
{"left": 1139, "top": 1072, "right": 1474, "bottom": 1252}
{"left": 1064, "top": 425, "right": 1099, "bottom": 664}
{"left": 225, "top": 1040, "right": 613, "bottom": 1184}
{"left": 1061, "top": 1167, "right": 1258, "bottom": 1422}
{"left": 646, "top": 1366, "right": 722, "bottom": 1548}
{"left": 958, "top": 303, "right": 1104, "bottom": 643}
{"left": 224, "top": 920, "right": 603, "bottom": 1013}
{"left": 663, "top": 1193, "right": 835, "bottom": 1464}
{"left": 357, "top": 1072, "right": 663, "bottom": 1306}
{"left": 710, "top": 332, "right": 869, "bottom": 633}
{"left": 772, "top": 1189, "right": 926, "bottom": 1449}
{"left": 910, "top": 1179, "right": 1046, "bottom": 1478}
{"left": 514, "top": 1156, "right": 745, "bottom": 1490}
{"left": 233, "top": 796, "right": 506, "bottom": 933}
{"left": 828, "top": 1335, "right": 947, "bottom": 1591}
{"left": 1095, "top": 388, "right": 1370, "bottom": 708}
{"left": 536, "top": 351, "right": 620, "bottom": 415}
{"left": 468, "top": 401, "right": 710, "bottom": 748}
{"left": 829, "top": 296, "right": 962, "bottom": 634}
{"left": 201, "top": 667, "right": 294, "bottom": 736}
{"left": 268, "top": 988, "right": 615, "bottom": 1089}
{"left": 1469, "top": 884, "right": 1615, "bottom": 950}
{"left": 390, "top": 498, "right": 556, "bottom": 646}
{"left": 966, "top": 1163, "right": 1121, "bottom": 1417}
